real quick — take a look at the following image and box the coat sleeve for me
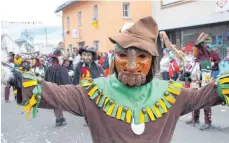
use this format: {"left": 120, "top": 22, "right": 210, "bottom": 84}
{"left": 72, "top": 66, "right": 80, "bottom": 85}
{"left": 179, "top": 72, "right": 229, "bottom": 115}
{"left": 179, "top": 81, "right": 222, "bottom": 116}
{"left": 22, "top": 79, "right": 87, "bottom": 117}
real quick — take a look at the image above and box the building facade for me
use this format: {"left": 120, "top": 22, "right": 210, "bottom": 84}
{"left": 152, "top": 0, "right": 229, "bottom": 59}
{"left": 55, "top": 1, "right": 152, "bottom": 54}
{"left": 1, "top": 34, "right": 21, "bottom": 54}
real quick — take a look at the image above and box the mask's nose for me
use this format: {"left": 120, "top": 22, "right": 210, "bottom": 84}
{"left": 126, "top": 48, "right": 138, "bottom": 72}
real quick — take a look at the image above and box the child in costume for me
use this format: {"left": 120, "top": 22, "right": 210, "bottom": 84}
{"left": 19, "top": 17, "right": 229, "bottom": 143}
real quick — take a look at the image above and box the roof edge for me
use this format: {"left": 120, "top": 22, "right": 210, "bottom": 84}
{"left": 55, "top": 1, "right": 77, "bottom": 13}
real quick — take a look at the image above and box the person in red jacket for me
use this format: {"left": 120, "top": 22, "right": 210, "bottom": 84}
{"left": 208, "top": 45, "right": 221, "bottom": 79}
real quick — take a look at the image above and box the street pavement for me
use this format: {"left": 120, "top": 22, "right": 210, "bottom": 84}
{"left": 1, "top": 88, "right": 229, "bottom": 143}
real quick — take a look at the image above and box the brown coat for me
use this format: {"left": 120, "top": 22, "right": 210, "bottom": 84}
{"left": 23, "top": 80, "right": 222, "bottom": 143}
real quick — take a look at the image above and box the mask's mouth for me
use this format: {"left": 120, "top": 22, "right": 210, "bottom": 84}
{"left": 118, "top": 72, "right": 146, "bottom": 87}
{"left": 122, "top": 69, "right": 142, "bottom": 75}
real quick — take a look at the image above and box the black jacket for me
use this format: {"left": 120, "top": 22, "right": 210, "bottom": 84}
{"left": 45, "top": 64, "right": 71, "bottom": 85}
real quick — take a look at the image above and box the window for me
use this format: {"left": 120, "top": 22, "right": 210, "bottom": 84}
{"left": 67, "top": 17, "right": 70, "bottom": 29}
{"left": 93, "top": 5, "right": 98, "bottom": 19}
{"left": 78, "top": 41, "right": 85, "bottom": 49}
{"left": 123, "top": 2, "right": 130, "bottom": 18}
{"left": 78, "top": 11, "right": 82, "bottom": 26}
{"left": 93, "top": 40, "right": 100, "bottom": 50}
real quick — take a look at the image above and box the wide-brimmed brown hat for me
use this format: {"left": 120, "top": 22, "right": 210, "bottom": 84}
{"left": 109, "top": 16, "right": 159, "bottom": 56}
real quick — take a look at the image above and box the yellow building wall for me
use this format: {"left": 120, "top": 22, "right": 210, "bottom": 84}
{"left": 63, "top": 1, "right": 152, "bottom": 52}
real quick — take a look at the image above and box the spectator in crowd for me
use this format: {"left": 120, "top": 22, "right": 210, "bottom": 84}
{"left": 160, "top": 48, "right": 170, "bottom": 80}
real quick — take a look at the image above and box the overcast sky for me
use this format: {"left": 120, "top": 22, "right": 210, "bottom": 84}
{"left": 0, "top": 0, "right": 68, "bottom": 43}
{"left": 0, "top": 0, "right": 67, "bottom": 26}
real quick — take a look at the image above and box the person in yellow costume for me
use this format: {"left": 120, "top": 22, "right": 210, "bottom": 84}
{"left": 14, "top": 54, "right": 23, "bottom": 71}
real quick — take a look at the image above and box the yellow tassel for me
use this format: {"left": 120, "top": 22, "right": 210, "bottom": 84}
{"left": 146, "top": 107, "right": 155, "bottom": 121}
{"left": 116, "top": 106, "right": 123, "bottom": 119}
{"left": 96, "top": 95, "right": 101, "bottom": 104}
{"left": 159, "top": 99, "right": 168, "bottom": 113}
{"left": 153, "top": 105, "right": 162, "bottom": 118}
{"left": 220, "top": 78, "right": 229, "bottom": 84}
{"left": 126, "top": 110, "right": 132, "bottom": 123}
{"left": 164, "top": 95, "right": 176, "bottom": 104}
{"left": 167, "top": 88, "right": 181, "bottom": 95}
{"left": 103, "top": 98, "right": 109, "bottom": 107}
{"left": 225, "top": 95, "right": 229, "bottom": 104}
{"left": 23, "top": 95, "right": 37, "bottom": 112}
{"left": 23, "top": 80, "right": 38, "bottom": 87}
{"left": 26, "top": 108, "right": 32, "bottom": 120}
{"left": 222, "top": 89, "right": 229, "bottom": 94}
{"left": 170, "top": 82, "right": 183, "bottom": 88}
{"left": 106, "top": 104, "right": 116, "bottom": 116}
{"left": 88, "top": 86, "right": 98, "bottom": 97}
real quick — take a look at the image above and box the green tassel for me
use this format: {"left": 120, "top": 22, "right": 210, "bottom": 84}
{"left": 158, "top": 105, "right": 164, "bottom": 114}
{"left": 133, "top": 111, "right": 140, "bottom": 124}
{"left": 150, "top": 107, "right": 159, "bottom": 118}
{"left": 220, "top": 84, "right": 229, "bottom": 89}
{"left": 111, "top": 105, "right": 119, "bottom": 117}
{"left": 144, "top": 113, "right": 149, "bottom": 123}
{"left": 32, "top": 100, "right": 41, "bottom": 118}
{"left": 98, "top": 96, "right": 106, "bottom": 107}
{"left": 120, "top": 110, "right": 126, "bottom": 121}
{"left": 32, "top": 84, "right": 41, "bottom": 95}
{"left": 90, "top": 90, "right": 99, "bottom": 100}
{"left": 104, "top": 102, "right": 111, "bottom": 112}
{"left": 22, "top": 73, "right": 37, "bottom": 80}
{"left": 161, "top": 97, "right": 172, "bottom": 108}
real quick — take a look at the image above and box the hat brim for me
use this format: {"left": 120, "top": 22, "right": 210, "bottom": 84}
{"left": 109, "top": 32, "right": 159, "bottom": 56}
{"left": 79, "top": 48, "right": 96, "bottom": 56}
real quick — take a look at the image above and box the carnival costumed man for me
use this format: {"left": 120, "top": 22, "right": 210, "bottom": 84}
{"left": 186, "top": 34, "right": 214, "bottom": 130}
{"left": 62, "top": 57, "right": 74, "bottom": 82}
{"left": 72, "top": 46, "right": 104, "bottom": 85}
{"left": 18, "top": 17, "right": 229, "bottom": 143}
{"left": 208, "top": 45, "right": 221, "bottom": 79}
{"left": 44, "top": 49, "right": 71, "bottom": 126}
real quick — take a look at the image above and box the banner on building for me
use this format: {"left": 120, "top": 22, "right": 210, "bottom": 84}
{"left": 72, "top": 29, "right": 80, "bottom": 39}
{"left": 215, "top": 0, "right": 229, "bottom": 12}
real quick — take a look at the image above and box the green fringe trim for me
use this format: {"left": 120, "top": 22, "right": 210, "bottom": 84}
{"left": 83, "top": 79, "right": 183, "bottom": 124}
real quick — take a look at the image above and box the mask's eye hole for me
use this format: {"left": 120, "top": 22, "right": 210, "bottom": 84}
{"left": 118, "top": 53, "right": 127, "bottom": 58}
{"left": 138, "top": 54, "right": 146, "bottom": 59}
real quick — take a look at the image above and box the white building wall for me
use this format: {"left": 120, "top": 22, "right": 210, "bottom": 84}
{"left": 152, "top": 0, "right": 229, "bottom": 30}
